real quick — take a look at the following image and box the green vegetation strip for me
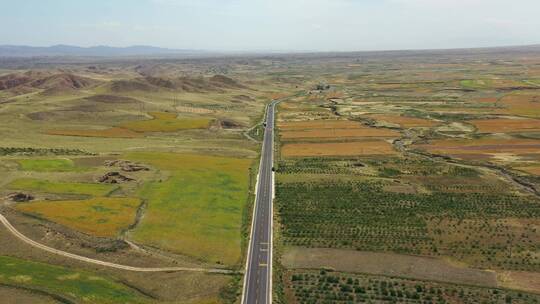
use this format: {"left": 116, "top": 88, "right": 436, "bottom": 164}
{"left": 17, "top": 158, "right": 83, "bottom": 172}
{"left": 0, "top": 256, "right": 146, "bottom": 304}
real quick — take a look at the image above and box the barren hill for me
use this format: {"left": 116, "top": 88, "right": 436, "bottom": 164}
{"left": 0, "top": 71, "right": 98, "bottom": 94}
{"left": 107, "top": 75, "right": 246, "bottom": 93}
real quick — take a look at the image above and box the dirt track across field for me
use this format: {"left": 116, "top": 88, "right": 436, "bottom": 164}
{"left": 0, "top": 213, "right": 233, "bottom": 274}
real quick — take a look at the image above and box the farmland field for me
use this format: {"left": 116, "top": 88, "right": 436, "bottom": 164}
{"left": 271, "top": 47, "right": 540, "bottom": 303}
{"left": 280, "top": 127, "right": 399, "bottom": 139}
{"left": 470, "top": 118, "right": 540, "bottom": 133}
{"left": 126, "top": 152, "right": 252, "bottom": 265}
{"left": 279, "top": 120, "right": 373, "bottom": 130}
{"left": 0, "top": 56, "right": 276, "bottom": 303}
{"left": 15, "top": 197, "right": 141, "bottom": 237}
{"left": 276, "top": 178, "right": 540, "bottom": 269}
{"left": 47, "top": 127, "right": 142, "bottom": 138}
{"left": 16, "top": 158, "right": 83, "bottom": 172}
{"left": 1, "top": 44, "right": 540, "bottom": 303}
{"left": 7, "top": 178, "right": 117, "bottom": 197}
{"left": 281, "top": 141, "right": 397, "bottom": 157}
{"left": 0, "top": 255, "right": 147, "bottom": 304}
{"left": 413, "top": 137, "right": 540, "bottom": 162}
{"left": 284, "top": 270, "right": 540, "bottom": 304}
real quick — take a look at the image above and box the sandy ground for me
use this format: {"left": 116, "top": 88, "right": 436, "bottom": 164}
{"left": 282, "top": 247, "right": 498, "bottom": 287}
{"left": 0, "top": 285, "right": 59, "bottom": 304}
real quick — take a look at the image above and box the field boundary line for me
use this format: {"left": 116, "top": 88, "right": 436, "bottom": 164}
{"left": 0, "top": 213, "right": 233, "bottom": 274}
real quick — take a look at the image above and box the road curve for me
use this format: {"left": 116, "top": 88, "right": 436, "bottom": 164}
{"left": 241, "top": 100, "right": 277, "bottom": 304}
{"left": 0, "top": 213, "right": 232, "bottom": 274}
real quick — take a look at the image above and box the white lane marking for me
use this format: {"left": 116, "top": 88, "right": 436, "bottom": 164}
{"left": 241, "top": 102, "right": 272, "bottom": 304}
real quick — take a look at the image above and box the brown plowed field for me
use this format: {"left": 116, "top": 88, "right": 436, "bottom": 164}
{"left": 281, "top": 127, "right": 399, "bottom": 139}
{"left": 415, "top": 138, "right": 540, "bottom": 160}
{"left": 278, "top": 120, "right": 366, "bottom": 130}
{"left": 470, "top": 118, "right": 540, "bottom": 133}
{"left": 497, "top": 94, "right": 540, "bottom": 118}
{"left": 282, "top": 140, "right": 396, "bottom": 157}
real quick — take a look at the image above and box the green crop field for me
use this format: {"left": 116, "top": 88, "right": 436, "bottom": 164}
{"left": 126, "top": 152, "right": 252, "bottom": 265}
{"left": 0, "top": 256, "right": 147, "bottom": 304}
{"left": 7, "top": 178, "right": 117, "bottom": 197}
{"left": 16, "top": 158, "right": 84, "bottom": 172}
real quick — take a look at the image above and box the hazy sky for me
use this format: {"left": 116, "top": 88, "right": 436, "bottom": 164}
{"left": 1, "top": 0, "right": 539, "bottom": 52}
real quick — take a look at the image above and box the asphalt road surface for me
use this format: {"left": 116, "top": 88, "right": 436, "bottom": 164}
{"left": 242, "top": 101, "right": 277, "bottom": 304}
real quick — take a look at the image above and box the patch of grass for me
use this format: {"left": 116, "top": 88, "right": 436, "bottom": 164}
{"left": 15, "top": 197, "right": 140, "bottom": 237}
{"left": 119, "top": 112, "right": 212, "bottom": 132}
{"left": 7, "top": 178, "right": 117, "bottom": 197}
{"left": 0, "top": 255, "right": 146, "bottom": 304}
{"left": 461, "top": 79, "right": 492, "bottom": 89}
{"left": 126, "top": 152, "right": 251, "bottom": 265}
{"left": 17, "top": 158, "right": 82, "bottom": 172}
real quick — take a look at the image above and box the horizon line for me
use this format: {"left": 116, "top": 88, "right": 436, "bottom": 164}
{"left": 1, "top": 42, "right": 539, "bottom": 55}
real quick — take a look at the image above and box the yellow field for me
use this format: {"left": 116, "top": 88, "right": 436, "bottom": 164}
{"left": 15, "top": 197, "right": 141, "bottom": 237}
{"left": 282, "top": 140, "right": 397, "bottom": 157}
{"left": 120, "top": 112, "right": 212, "bottom": 132}
{"left": 515, "top": 166, "right": 540, "bottom": 175}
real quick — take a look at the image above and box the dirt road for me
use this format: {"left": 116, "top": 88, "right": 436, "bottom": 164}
{"left": 0, "top": 213, "right": 233, "bottom": 274}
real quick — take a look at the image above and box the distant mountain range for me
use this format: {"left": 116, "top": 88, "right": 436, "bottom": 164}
{"left": 0, "top": 45, "right": 210, "bottom": 57}
{"left": 0, "top": 43, "right": 539, "bottom": 58}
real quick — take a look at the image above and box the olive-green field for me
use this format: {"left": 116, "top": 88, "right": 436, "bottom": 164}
{"left": 127, "top": 152, "right": 252, "bottom": 265}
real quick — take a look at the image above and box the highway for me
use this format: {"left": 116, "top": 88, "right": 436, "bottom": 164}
{"left": 241, "top": 100, "right": 277, "bottom": 304}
